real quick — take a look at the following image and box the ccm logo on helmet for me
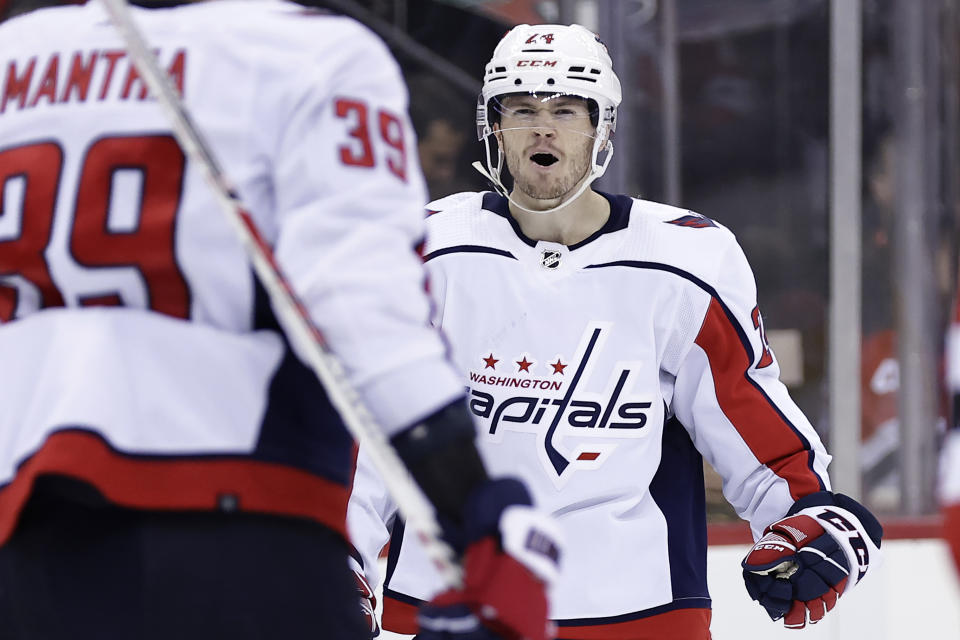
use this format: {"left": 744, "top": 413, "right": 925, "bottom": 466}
{"left": 517, "top": 60, "right": 558, "bottom": 67}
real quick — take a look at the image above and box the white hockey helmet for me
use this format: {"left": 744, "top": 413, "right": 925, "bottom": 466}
{"left": 474, "top": 24, "right": 622, "bottom": 212}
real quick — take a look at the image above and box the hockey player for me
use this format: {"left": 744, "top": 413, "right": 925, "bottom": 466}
{"left": 348, "top": 23, "right": 884, "bottom": 638}
{"left": 0, "top": 2, "right": 560, "bottom": 639}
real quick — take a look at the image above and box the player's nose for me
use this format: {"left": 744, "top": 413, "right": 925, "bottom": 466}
{"left": 530, "top": 120, "right": 556, "bottom": 137}
{"left": 528, "top": 110, "right": 557, "bottom": 136}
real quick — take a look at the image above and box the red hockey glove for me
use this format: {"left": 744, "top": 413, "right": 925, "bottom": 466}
{"left": 347, "top": 555, "right": 379, "bottom": 637}
{"left": 741, "top": 492, "right": 882, "bottom": 629}
{"left": 416, "top": 478, "right": 561, "bottom": 640}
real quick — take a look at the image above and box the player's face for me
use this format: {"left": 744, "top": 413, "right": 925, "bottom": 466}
{"left": 494, "top": 95, "right": 596, "bottom": 203}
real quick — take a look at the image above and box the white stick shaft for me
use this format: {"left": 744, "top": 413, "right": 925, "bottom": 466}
{"left": 97, "top": 0, "right": 461, "bottom": 589}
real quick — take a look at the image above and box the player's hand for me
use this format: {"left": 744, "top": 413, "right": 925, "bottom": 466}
{"left": 416, "top": 478, "right": 561, "bottom": 640}
{"left": 741, "top": 492, "right": 882, "bottom": 629}
{"left": 348, "top": 555, "right": 380, "bottom": 637}
{"left": 741, "top": 512, "right": 848, "bottom": 628}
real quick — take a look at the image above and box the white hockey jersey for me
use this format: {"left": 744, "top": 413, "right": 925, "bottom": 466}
{"left": 0, "top": 0, "right": 465, "bottom": 544}
{"left": 347, "top": 190, "right": 833, "bottom": 636}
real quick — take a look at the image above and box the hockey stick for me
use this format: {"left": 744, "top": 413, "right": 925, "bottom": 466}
{"left": 97, "top": 0, "right": 462, "bottom": 589}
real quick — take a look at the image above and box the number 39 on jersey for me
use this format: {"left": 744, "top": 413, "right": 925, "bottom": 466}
{"left": 0, "top": 135, "right": 190, "bottom": 322}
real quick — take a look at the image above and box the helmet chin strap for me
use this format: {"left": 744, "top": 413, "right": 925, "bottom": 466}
{"left": 473, "top": 126, "right": 614, "bottom": 215}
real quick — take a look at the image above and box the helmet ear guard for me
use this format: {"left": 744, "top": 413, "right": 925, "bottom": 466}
{"left": 474, "top": 24, "right": 622, "bottom": 214}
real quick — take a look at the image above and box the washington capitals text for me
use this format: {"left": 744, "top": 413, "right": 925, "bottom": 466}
{"left": 466, "top": 327, "right": 652, "bottom": 475}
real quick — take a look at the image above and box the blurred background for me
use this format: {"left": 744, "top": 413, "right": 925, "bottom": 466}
{"left": 320, "top": 0, "right": 957, "bottom": 530}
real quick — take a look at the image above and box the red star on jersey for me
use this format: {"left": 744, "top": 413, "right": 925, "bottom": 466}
{"left": 482, "top": 354, "right": 499, "bottom": 369}
{"left": 516, "top": 357, "right": 533, "bottom": 373}
{"left": 550, "top": 358, "right": 567, "bottom": 375}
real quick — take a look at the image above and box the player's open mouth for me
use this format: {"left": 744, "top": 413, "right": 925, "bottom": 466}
{"left": 530, "top": 152, "right": 559, "bottom": 167}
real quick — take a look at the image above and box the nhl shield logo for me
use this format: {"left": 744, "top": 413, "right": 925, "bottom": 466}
{"left": 540, "top": 249, "right": 562, "bottom": 269}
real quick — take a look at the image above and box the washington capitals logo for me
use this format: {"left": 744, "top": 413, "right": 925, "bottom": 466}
{"left": 466, "top": 324, "right": 654, "bottom": 484}
{"left": 666, "top": 213, "right": 717, "bottom": 229}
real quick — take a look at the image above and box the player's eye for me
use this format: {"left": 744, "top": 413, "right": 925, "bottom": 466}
{"left": 553, "top": 106, "right": 588, "bottom": 119}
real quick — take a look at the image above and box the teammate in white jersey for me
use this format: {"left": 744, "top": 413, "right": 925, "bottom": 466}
{"left": 348, "top": 23, "right": 884, "bottom": 639}
{"left": 0, "top": 2, "right": 561, "bottom": 639}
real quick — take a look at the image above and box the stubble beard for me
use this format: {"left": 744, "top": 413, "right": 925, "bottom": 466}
{"left": 505, "top": 140, "right": 593, "bottom": 202}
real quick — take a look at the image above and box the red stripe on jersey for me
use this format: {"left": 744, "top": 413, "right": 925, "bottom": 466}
{"left": 553, "top": 608, "right": 711, "bottom": 640}
{"left": 945, "top": 504, "right": 960, "bottom": 573}
{"left": 382, "top": 595, "right": 419, "bottom": 634}
{"left": 381, "top": 595, "right": 711, "bottom": 639}
{"left": 695, "top": 298, "right": 822, "bottom": 500}
{"left": 0, "top": 430, "right": 350, "bottom": 546}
